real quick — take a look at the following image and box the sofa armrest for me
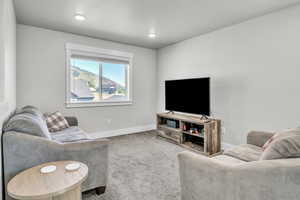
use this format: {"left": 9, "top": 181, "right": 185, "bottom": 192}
{"left": 178, "top": 151, "right": 234, "bottom": 200}
{"left": 178, "top": 151, "right": 300, "bottom": 200}
{"left": 247, "top": 130, "right": 274, "bottom": 147}
{"left": 64, "top": 116, "right": 78, "bottom": 126}
{"left": 3, "top": 131, "right": 109, "bottom": 192}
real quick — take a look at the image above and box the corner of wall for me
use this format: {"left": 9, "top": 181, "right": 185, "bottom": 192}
{"left": 0, "top": 0, "right": 17, "bottom": 199}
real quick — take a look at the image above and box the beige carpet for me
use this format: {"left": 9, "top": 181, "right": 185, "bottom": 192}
{"left": 83, "top": 131, "right": 187, "bottom": 200}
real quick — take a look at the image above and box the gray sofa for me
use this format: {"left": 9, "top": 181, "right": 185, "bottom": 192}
{"left": 2, "top": 106, "right": 109, "bottom": 200}
{"left": 178, "top": 130, "right": 300, "bottom": 200}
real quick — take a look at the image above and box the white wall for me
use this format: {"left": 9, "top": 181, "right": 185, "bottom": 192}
{"left": 0, "top": 0, "right": 3, "bottom": 103}
{"left": 0, "top": 0, "right": 16, "bottom": 199}
{"left": 0, "top": 0, "right": 16, "bottom": 114}
{"left": 157, "top": 5, "right": 300, "bottom": 145}
{"left": 17, "top": 25, "right": 157, "bottom": 134}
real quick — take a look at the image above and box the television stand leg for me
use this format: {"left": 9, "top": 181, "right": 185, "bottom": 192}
{"left": 200, "top": 115, "right": 208, "bottom": 120}
{"left": 167, "top": 111, "right": 175, "bottom": 114}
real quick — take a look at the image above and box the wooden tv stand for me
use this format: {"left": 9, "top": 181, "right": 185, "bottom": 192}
{"left": 156, "top": 112, "right": 221, "bottom": 155}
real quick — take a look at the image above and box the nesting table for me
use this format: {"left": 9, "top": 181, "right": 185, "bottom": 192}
{"left": 7, "top": 161, "right": 88, "bottom": 200}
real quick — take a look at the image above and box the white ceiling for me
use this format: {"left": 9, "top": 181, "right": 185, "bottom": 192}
{"left": 14, "top": 0, "right": 300, "bottom": 49}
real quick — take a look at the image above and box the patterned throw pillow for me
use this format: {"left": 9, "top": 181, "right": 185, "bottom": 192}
{"left": 262, "top": 135, "right": 275, "bottom": 151}
{"left": 262, "top": 128, "right": 300, "bottom": 151}
{"left": 260, "top": 128, "right": 300, "bottom": 160}
{"left": 45, "top": 111, "right": 70, "bottom": 132}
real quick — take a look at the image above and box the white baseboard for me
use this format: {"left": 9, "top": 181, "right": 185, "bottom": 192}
{"left": 89, "top": 124, "right": 157, "bottom": 139}
{"left": 90, "top": 126, "right": 236, "bottom": 151}
{"left": 221, "top": 142, "right": 235, "bottom": 150}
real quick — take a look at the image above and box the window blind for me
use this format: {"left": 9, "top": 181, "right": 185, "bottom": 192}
{"left": 70, "top": 51, "right": 130, "bottom": 65}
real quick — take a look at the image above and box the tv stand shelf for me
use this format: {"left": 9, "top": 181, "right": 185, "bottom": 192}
{"left": 156, "top": 112, "right": 221, "bottom": 155}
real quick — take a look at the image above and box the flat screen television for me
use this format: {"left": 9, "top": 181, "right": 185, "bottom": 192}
{"left": 165, "top": 77, "right": 210, "bottom": 116}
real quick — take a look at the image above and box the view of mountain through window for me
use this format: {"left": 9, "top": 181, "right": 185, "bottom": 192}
{"left": 70, "top": 58, "right": 128, "bottom": 102}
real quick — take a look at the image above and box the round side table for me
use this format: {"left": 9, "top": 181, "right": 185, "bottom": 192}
{"left": 7, "top": 160, "right": 88, "bottom": 200}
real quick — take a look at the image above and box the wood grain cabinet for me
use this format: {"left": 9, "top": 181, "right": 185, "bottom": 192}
{"left": 157, "top": 113, "right": 221, "bottom": 155}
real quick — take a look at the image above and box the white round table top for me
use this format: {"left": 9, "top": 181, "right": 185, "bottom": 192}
{"left": 7, "top": 161, "right": 88, "bottom": 200}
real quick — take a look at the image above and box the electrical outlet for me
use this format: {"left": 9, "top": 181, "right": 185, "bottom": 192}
{"left": 221, "top": 127, "right": 226, "bottom": 135}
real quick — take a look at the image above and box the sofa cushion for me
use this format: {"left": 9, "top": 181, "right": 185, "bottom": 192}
{"left": 260, "top": 128, "right": 300, "bottom": 160}
{"left": 3, "top": 113, "right": 51, "bottom": 139}
{"left": 50, "top": 126, "right": 90, "bottom": 143}
{"left": 224, "top": 144, "right": 263, "bottom": 162}
{"left": 44, "top": 111, "right": 70, "bottom": 132}
{"left": 212, "top": 155, "right": 246, "bottom": 165}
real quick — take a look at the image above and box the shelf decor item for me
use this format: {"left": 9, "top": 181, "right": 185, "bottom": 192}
{"left": 166, "top": 119, "right": 177, "bottom": 128}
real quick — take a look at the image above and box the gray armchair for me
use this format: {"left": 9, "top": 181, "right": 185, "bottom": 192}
{"left": 178, "top": 131, "right": 300, "bottom": 200}
{"left": 2, "top": 107, "right": 109, "bottom": 200}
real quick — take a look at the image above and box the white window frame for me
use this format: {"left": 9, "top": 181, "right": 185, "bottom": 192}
{"left": 65, "top": 43, "right": 133, "bottom": 108}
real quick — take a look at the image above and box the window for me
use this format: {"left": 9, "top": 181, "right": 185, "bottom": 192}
{"left": 65, "top": 43, "right": 133, "bottom": 107}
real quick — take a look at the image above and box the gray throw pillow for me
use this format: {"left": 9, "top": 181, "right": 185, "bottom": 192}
{"left": 3, "top": 113, "right": 51, "bottom": 139}
{"left": 260, "top": 128, "right": 300, "bottom": 160}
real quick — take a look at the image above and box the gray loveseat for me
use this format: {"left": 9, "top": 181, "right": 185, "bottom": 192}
{"left": 178, "top": 130, "right": 300, "bottom": 200}
{"left": 2, "top": 106, "right": 109, "bottom": 200}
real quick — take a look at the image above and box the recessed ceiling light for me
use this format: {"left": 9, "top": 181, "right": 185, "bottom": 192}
{"left": 148, "top": 33, "right": 156, "bottom": 38}
{"left": 74, "top": 14, "right": 86, "bottom": 21}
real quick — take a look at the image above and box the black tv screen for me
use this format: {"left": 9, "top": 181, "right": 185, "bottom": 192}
{"left": 165, "top": 77, "right": 210, "bottom": 116}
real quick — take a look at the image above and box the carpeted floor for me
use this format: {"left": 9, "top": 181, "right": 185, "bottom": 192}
{"left": 83, "top": 131, "right": 187, "bottom": 200}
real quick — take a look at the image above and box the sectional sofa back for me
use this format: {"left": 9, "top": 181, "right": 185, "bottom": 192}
{"left": 2, "top": 106, "right": 51, "bottom": 139}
